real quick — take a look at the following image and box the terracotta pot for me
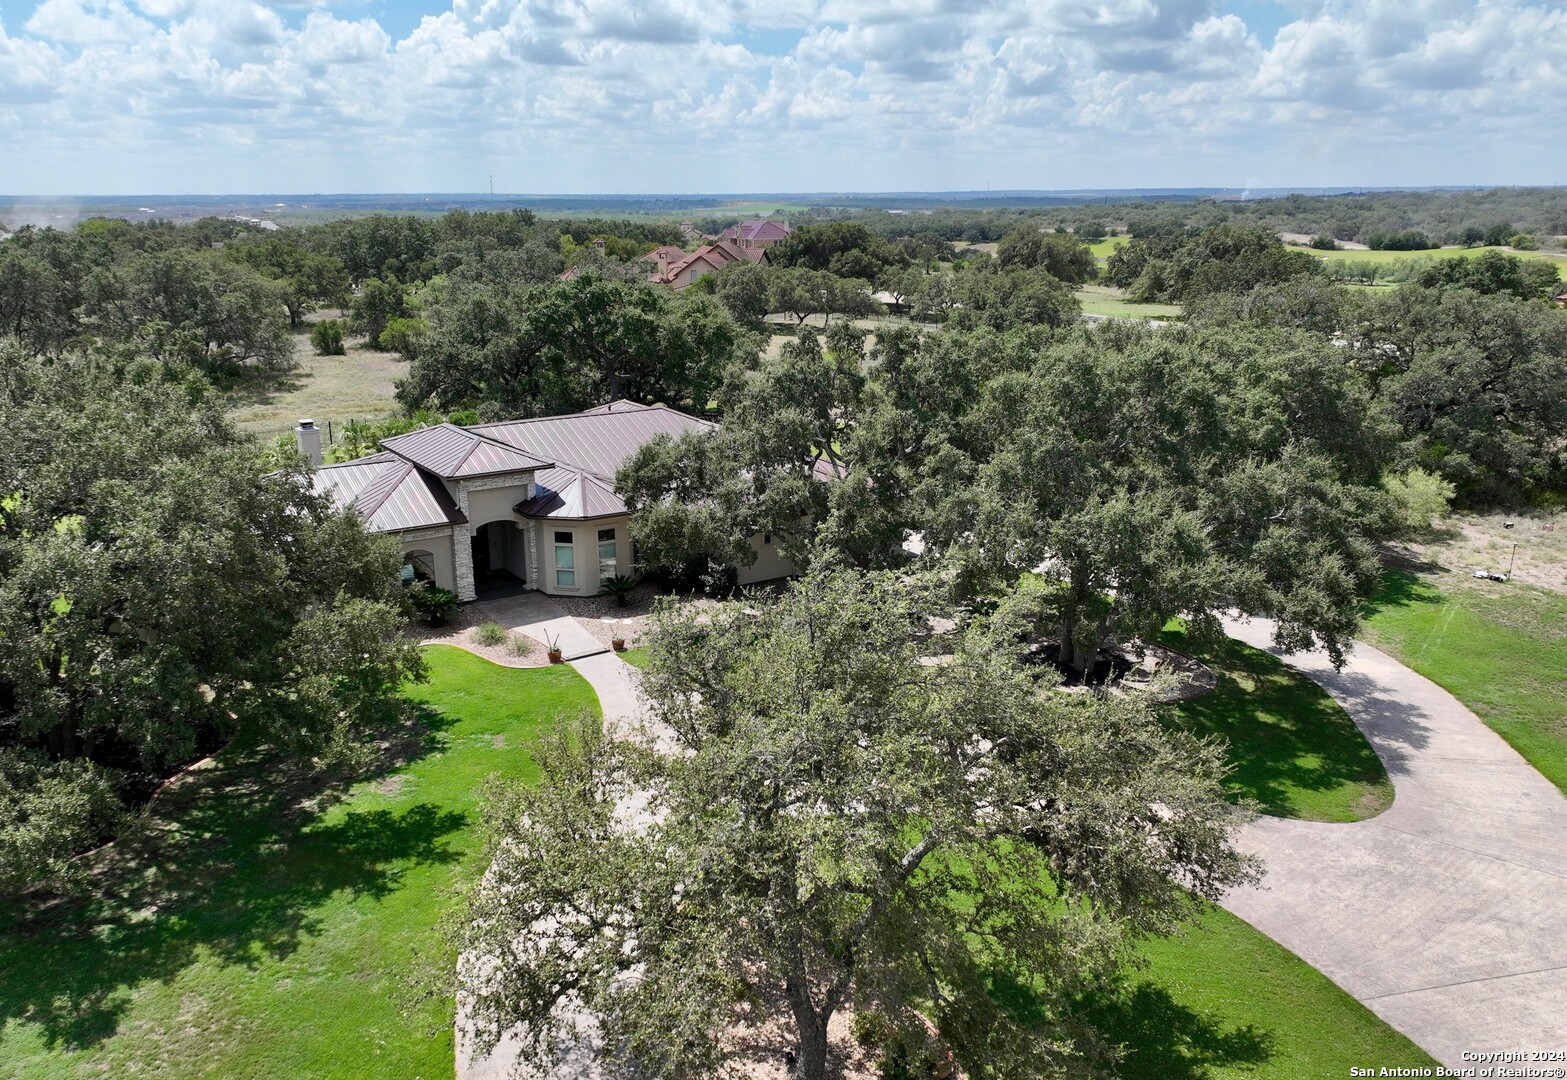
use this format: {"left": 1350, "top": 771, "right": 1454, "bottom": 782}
{"left": 611, "top": 637, "right": 626, "bottom": 652}
{"left": 548, "top": 648, "right": 563, "bottom": 663}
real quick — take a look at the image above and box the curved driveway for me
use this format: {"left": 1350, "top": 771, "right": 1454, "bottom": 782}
{"left": 1219, "top": 617, "right": 1567, "bottom": 1068}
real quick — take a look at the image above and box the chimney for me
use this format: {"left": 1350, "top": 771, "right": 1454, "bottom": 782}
{"left": 295, "top": 418, "right": 322, "bottom": 468}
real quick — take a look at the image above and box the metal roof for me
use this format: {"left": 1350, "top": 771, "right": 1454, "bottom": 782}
{"left": 380, "top": 423, "right": 554, "bottom": 479}
{"left": 514, "top": 467, "right": 627, "bottom": 520}
{"left": 311, "top": 454, "right": 466, "bottom": 532}
{"left": 474, "top": 402, "right": 714, "bottom": 483}
{"left": 312, "top": 402, "right": 713, "bottom": 534}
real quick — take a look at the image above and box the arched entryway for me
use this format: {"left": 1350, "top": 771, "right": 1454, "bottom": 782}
{"left": 471, "top": 520, "right": 529, "bottom": 599}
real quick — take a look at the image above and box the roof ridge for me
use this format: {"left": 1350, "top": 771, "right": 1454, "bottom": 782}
{"left": 350, "top": 458, "right": 414, "bottom": 519}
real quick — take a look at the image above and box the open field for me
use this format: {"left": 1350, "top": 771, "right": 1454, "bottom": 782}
{"left": 1087, "top": 235, "right": 1129, "bottom": 264}
{"left": 226, "top": 328, "right": 406, "bottom": 441}
{"left": 1075, "top": 283, "right": 1181, "bottom": 319}
{"left": 1287, "top": 243, "right": 1567, "bottom": 278}
{"left": 1361, "top": 566, "right": 1567, "bottom": 796}
{"left": 1159, "top": 625, "right": 1393, "bottom": 822}
{"left": 0, "top": 647, "right": 598, "bottom": 1079}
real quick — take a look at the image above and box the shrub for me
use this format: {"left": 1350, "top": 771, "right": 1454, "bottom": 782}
{"left": 601, "top": 574, "right": 638, "bottom": 608}
{"left": 407, "top": 581, "right": 460, "bottom": 626}
{"left": 473, "top": 621, "right": 510, "bottom": 647}
{"left": 1385, "top": 468, "right": 1456, "bottom": 536}
{"left": 1308, "top": 234, "right": 1339, "bottom": 250}
{"left": 507, "top": 635, "right": 535, "bottom": 658}
{"left": 1, "top": 750, "right": 123, "bottom": 894}
{"left": 310, "top": 319, "right": 346, "bottom": 356}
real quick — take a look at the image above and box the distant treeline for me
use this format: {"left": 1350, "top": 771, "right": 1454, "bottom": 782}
{"left": 784, "top": 187, "right": 1567, "bottom": 250}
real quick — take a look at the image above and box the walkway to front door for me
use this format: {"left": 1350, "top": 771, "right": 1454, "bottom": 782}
{"left": 474, "top": 591, "right": 604, "bottom": 660}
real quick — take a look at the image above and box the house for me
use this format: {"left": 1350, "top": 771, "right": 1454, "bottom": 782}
{"left": 301, "top": 402, "right": 794, "bottom": 602}
{"left": 646, "top": 240, "right": 768, "bottom": 290}
{"left": 715, "top": 220, "right": 793, "bottom": 250}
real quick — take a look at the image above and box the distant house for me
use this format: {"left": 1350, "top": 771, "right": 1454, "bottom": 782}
{"left": 716, "top": 220, "right": 793, "bottom": 250}
{"left": 646, "top": 240, "right": 769, "bottom": 290}
{"left": 302, "top": 401, "right": 795, "bottom": 601}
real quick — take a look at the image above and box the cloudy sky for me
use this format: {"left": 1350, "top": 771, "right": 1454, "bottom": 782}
{"left": 1, "top": 0, "right": 1564, "bottom": 195}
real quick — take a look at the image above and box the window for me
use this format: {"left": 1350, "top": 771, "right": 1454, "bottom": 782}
{"left": 597, "top": 528, "right": 617, "bottom": 583}
{"left": 553, "top": 531, "right": 575, "bottom": 589}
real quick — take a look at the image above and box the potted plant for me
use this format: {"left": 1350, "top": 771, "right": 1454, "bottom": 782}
{"left": 611, "top": 622, "right": 627, "bottom": 652}
{"left": 544, "top": 630, "right": 563, "bottom": 664}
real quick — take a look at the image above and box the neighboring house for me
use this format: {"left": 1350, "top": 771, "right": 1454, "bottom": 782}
{"left": 716, "top": 220, "right": 793, "bottom": 250}
{"left": 647, "top": 240, "right": 768, "bottom": 290}
{"left": 303, "top": 402, "right": 794, "bottom": 601}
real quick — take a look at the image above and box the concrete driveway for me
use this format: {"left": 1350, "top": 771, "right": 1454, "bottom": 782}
{"left": 1219, "top": 617, "right": 1567, "bottom": 1067}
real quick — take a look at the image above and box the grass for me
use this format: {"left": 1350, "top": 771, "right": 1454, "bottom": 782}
{"left": 1286, "top": 243, "right": 1567, "bottom": 279}
{"left": 1072, "top": 903, "right": 1441, "bottom": 1078}
{"left": 225, "top": 327, "right": 406, "bottom": 440}
{"left": 1158, "top": 624, "right": 1392, "bottom": 822}
{"left": 1087, "top": 235, "right": 1129, "bottom": 264}
{"left": 1360, "top": 568, "right": 1567, "bottom": 794}
{"left": 617, "top": 646, "right": 650, "bottom": 669}
{"left": 1074, "top": 284, "right": 1182, "bottom": 320}
{"left": 0, "top": 646, "right": 598, "bottom": 1079}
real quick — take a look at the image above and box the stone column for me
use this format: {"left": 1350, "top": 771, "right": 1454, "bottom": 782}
{"left": 452, "top": 526, "right": 477, "bottom": 602}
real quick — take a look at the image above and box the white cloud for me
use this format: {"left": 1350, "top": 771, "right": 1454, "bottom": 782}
{"left": 1, "top": 0, "right": 1565, "bottom": 193}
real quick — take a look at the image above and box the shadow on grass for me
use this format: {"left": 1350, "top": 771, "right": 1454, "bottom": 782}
{"left": 1360, "top": 568, "right": 1445, "bottom": 620}
{"left": 0, "top": 702, "right": 462, "bottom": 1054}
{"left": 1160, "top": 626, "right": 1391, "bottom": 819}
{"left": 990, "top": 970, "right": 1274, "bottom": 1079}
{"left": 1077, "top": 982, "right": 1275, "bottom": 1079}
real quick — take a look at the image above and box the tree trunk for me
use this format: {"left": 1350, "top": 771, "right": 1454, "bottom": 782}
{"left": 789, "top": 999, "right": 831, "bottom": 1080}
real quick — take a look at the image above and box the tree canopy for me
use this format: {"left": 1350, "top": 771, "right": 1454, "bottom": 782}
{"left": 941, "top": 323, "right": 1394, "bottom": 670}
{"left": 460, "top": 568, "right": 1254, "bottom": 1080}
{"left": 0, "top": 348, "right": 424, "bottom": 891}
{"left": 397, "top": 273, "right": 758, "bottom": 418}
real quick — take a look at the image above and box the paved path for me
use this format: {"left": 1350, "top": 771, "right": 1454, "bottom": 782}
{"left": 477, "top": 592, "right": 605, "bottom": 660}
{"left": 457, "top": 628, "right": 648, "bottom": 1080}
{"left": 1219, "top": 617, "right": 1567, "bottom": 1067}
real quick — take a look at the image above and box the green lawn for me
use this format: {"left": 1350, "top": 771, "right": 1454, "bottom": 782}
{"left": 1076, "top": 903, "right": 1440, "bottom": 1078}
{"left": 1360, "top": 569, "right": 1567, "bottom": 794}
{"left": 617, "top": 646, "right": 650, "bottom": 669}
{"left": 1159, "top": 625, "right": 1392, "bottom": 822}
{"left": 1075, "top": 284, "right": 1182, "bottom": 320}
{"left": 0, "top": 646, "right": 598, "bottom": 1079}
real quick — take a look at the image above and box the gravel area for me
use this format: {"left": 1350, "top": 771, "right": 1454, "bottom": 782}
{"left": 409, "top": 606, "right": 551, "bottom": 668}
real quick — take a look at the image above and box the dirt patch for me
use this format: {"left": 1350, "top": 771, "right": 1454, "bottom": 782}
{"left": 1396, "top": 511, "right": 1567, "bottom": 593}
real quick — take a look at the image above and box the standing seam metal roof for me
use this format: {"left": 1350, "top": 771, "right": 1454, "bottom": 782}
{"left": 380, "top": 422, "right": 554, "bottom": 478}
{"left": 473, "top": 402, "right": 714, "bottom": 482}
{"left": 311, "top": 454, "right": 466, "bottom": 531}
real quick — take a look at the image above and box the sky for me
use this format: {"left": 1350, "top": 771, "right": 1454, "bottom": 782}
{"left": 1, "top": 0, "right": 1565, "bottom": 195}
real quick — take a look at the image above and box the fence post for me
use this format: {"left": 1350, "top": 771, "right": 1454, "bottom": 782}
{"left": 327, "top": 419, "right": 334, "bottom": 445}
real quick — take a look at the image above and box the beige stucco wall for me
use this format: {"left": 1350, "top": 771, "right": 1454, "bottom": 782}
{"left": 398, "top": 529, "right": 457, "bottom": 593}
{"left": 737, "top": 531, "right": 797, "bottom": 585}
{"left": 533, "top": 515, "right": 631, "bottom": 597}
{"left": 465, "top": 482, "right": 533, "bottom": 527}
